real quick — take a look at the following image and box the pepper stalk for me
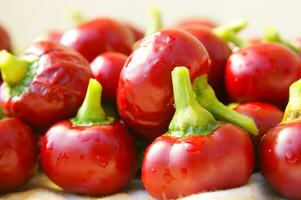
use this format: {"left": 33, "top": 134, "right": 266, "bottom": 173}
{"left": 72, "top": 79, "right": 114, "bottom": 126}
{"left": 193, "top": 75, "right": 258, "bottom": 135}
{"left": 282, "top": 79, "right": 301, "bottom": 124}
{"left": 0, "top": 50, "right": 32, "bottom": 86}
{"left": 168, "top": 67, "right": 219, "bottom": 137}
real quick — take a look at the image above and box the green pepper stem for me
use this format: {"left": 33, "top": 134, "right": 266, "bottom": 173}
{"left": 0, "top": 50, "right": 31, "bottom": 86}
{"left": 263, "top": 26, "right": 300, "bottom": 53}
{"left": 228, "top": 103, "right": 240, "bottom": 109}
{"left": 145, "top": 6, "right": 162, "bottom": 36}
{"left": 72, "top": 79, "right": 114, "bottom": 126}
{"left": 0, "top": 108, "right": 3, "bottom": 119}
{"left": 212, "top": 18, "right": 248, "bottom": 48}
{"left": 282, "top": 79, "right": 301, "bottom": 124}
{"left": 168, "top": 67, "right": 218, "bottom": 137}
{"left": 68, "top": 9, "right": 85, "bottom": 25}
{"left": 193, "top": 76, "right": 258, "bottom": 135}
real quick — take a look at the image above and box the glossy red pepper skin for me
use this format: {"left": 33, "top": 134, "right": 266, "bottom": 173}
{"left": 260, "top": 121, "right": 301, "bottom": 200}
{"left": 234, "top": 102, "right": 283, "bottom": 148}
{"left": 60, "top": 18, "right": 135, "bottom": 62}
{"left": 0, "top": 25, "right": 11, "bottom": 52}
{"left": 90, "top": 52, "right": 127, "bottom": 102}
{"left": 124, "top": 23, "right": 144, "bottom": 42}
{"left": 0, "top": 41, "right": 91, "bottom": 129}
{"left": 142, "top": 123, "right": 254, "bottom": 200}
{"left": 248, "top": 37, "right": 262, "bottom": 45}
{"left": 175, "top": 18, "right": 217, "bottom": 29}
{"left": 181, "top": 26, "right": 231, "bottom": 97}
{"left": 37, "top": 30, "right": 63, "bottom": 43}
{"left": 117, "top": 29, "right": 211, "bottom": 139}
{"left": 0, "top": 118, "right": 37, "bottom": 192}
{"left": 40, "top": 120, "right": 137, "bottom": 195}
{"left": 225, "top": 42, "right": 301, "bottom": 106}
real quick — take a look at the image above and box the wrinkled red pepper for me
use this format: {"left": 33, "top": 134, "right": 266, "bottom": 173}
{"left": 0, "top": 41, "right": 91, "bottom": 129}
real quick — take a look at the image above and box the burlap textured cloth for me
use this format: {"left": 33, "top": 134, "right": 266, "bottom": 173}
{"left": 0, "top": 173, "right": 287, "bottom": 200}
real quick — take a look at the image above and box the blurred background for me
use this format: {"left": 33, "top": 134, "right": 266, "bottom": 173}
{"left": 0, "top": 0, "right": 300, "bottom": 48}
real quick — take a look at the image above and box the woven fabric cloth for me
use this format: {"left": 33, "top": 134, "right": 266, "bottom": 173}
{"left": 0, "top": 172, "right": 287, "bottom": 200}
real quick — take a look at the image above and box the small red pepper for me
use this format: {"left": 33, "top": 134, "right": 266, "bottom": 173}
{"left": 90, "top": 52, "right": 127, "bottom": 102}
{"left": 175, "top": 17, "right": 217, "bottom": 29}
{"left": 180, "top": 26, "right": 231, "bottom": 99}
{"left": 234, "top": 102, "right": 283, "bottom": 148}
{"left": 142, "top": 67, "right": 254, "bottom": 199}
{"left": 124, "top": 23, "right": 144, "bottom": 42}
{"left": 260, "top": 79, "right": 301, "bottom": 200}
{"left": 60, "top": 18, "right": 135, "bottom": 62}
{"left": 0, "top": 25, "right": 11, "bottom": 52}
{"left": 0, "top": 112, "right": 37, "bottom": 192}
{"left": 117, "top": 29, "right": 211, "bottom": 140}
{"left": 0, "top": 41, "right": 91, "bottom": 129}
{"left": 36, "top": 30, "right": 63, "bottom": 43}
{"left": 225, "top": 42, "right": 301, "bottom": 107}
{"left": 40, "top": 79, "right": 137, "bottom": 195}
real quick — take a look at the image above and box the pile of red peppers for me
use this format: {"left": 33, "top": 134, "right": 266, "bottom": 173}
{"left": 1, "top": 7, "right": 301, "bottom": 200}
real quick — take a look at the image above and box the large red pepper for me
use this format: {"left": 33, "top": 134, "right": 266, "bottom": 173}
{"left": 260, "top": 79, "right": 301, "bottom": 200}
{"left": 142, "top": 67, "right": 254, "bottom": 199}
{"left": 0, "top": 25, "right": 11, "bottom": 52}
{"left": 60, "top": 18, "right": 135, "bottom": 62}
{"left": 117, "top": 29, "right": 211, "bottom": 139}
{"left": 40, "top": 79, "right": 137, "bottom": 195}
{"left": 0, "top": 112, "right": 37, "bottom": 192}
{"left": 0, "top": 41, "right": 91, "bottom": 129}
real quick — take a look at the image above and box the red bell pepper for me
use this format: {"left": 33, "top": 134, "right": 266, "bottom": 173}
{"left": 0, "top": 25, "right": 11, "bottom": 52}
{"left": 260, "top": 79, "right": 301, "bottom": 200}
{"left": 0, "top": 41, "right": 91, "bottom": 129}
{"left": 60, "top": 18, "right": 135, "bottom": 62}
{"left": 142, "top": 67, "right": 254, "bottom": 199}
{"left": 117, "top": 29, "right": 211, "bottom": 140}
{"left": 0, "top": 111, "right": 37, "bottom": 192}
{"left": 40, "top": 79, "right": 137, "bottom": 195}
